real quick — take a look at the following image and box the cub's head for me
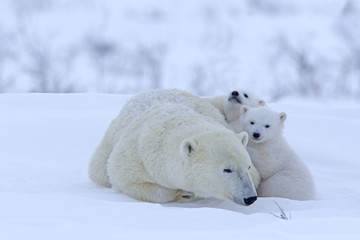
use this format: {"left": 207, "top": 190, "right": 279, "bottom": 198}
{"left": 223, "top": 90, "right": 266, "bottom": 122}
{"left": 180, "top": 131, "right": 257, "bottom": 206}
{"left": 239, "top": 106, "right": 287, "bottom": 143}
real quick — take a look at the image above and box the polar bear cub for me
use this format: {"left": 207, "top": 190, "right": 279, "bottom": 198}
{"left": 233, "top": 106, "right": 315, "bottom": 200}
{"left": 205, "top": 90, "right": 266, "bottom": 122}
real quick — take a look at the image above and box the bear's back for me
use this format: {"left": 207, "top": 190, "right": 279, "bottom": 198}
{"left": 119, "top": 89, "right": 227, "bottom": 126}
{"left": 107, "top": 89, "right": 229, "bottom": 146}
{"left": 138, "top": 102, "right": 228, "bottom": 146}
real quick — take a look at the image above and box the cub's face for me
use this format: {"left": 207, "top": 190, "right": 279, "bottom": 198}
{"left": 223, "top": 90, "right": 266, "bottom": 122}
{"left": 239, "top": 106, "right": 287, "bottom": 143}
{"left": 226, "top": 90, "right": 265, "bottom": 107}
{"left": 180, "top": 132, "right": 258, "bottom": 206}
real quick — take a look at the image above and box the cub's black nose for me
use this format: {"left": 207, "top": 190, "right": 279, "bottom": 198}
{"left": 244, "top": 196, "right": 257, "bottom": 206}
{"left": 231, "top": 91, "right": 239, "bottom": 97}
{"left": 253, "top": 132, "right": 260, "bottom": 139}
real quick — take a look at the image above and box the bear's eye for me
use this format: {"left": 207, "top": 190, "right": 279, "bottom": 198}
{"left": 265, "top": 125, "right": 270, "bottom": 128}
{"left": 188, "top": 145, "right": 192, "bottom": 153}
{"left": 223, "top": 169, "right": 233, "bottom": 173}
{"left": 244, "top": 93, "right": 248, "bottom": 98}
{"left": 248, "top": 166, "right": 251, "bottom": 170}
{"left": 250, "top": 121, "right": 255, "bottom": 125}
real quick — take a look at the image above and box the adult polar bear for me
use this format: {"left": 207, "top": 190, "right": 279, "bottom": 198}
{"left": 89, "top": 89, "right": 260, "bottom": 205}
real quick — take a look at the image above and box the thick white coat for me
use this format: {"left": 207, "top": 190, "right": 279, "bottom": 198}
{"left": 89, "top": 89, "right": 260, "bottom": 204}
{"left": 89, "top": 89, "right": 229, "bottom": 188}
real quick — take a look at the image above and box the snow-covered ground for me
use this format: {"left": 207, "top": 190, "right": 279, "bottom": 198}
{"left": 1, "top": 93, "right": 359, "bottom": 239}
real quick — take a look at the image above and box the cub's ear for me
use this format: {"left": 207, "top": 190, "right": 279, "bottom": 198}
{"left": 181, "top": 138, "right": 197, "bottom": 157}
{"left": 259, "top": 100, "right": 266, "bottom": 106}
{"left": 240, "top": 105, "right": 249, "bottom": 115}
{"left": 280, "top": 112, "right": 287, "bottom": 123}
{"left": 237, "top": 132, "right": 249, "bottom": 147}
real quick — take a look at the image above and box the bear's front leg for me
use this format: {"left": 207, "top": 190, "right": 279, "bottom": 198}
{"left": 123, "top": 182, "right": 191, "bottom": 203}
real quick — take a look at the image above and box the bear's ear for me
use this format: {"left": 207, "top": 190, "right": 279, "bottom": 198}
{"left": 280, "top": 112, "right": 287, "bottom": 123}
{"left": 181, "top": 138, "right": 197, "bottom": 157}
{"left": 237, "top": 132, "right": 249, "bottom": 147}
{"left": 259, "top": 100, "right": 266, "bottom": 106}
{"left": 240, "top": 105, "right": 249, "bottom": 115}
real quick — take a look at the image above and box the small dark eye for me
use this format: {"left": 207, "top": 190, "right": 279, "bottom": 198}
{"left": 223, "top": 169, "right": 233, "bottom": 173}
{"left": 248, "top": 166, "right": 251, "bottom": 170}
{"left": 265, "top": 125, "right": 270, "bottom": 128}
{"left": 244, "top": 93, "right": 248, "bottom": 98}
{"left": 250, "top": 121, "right": 254, "bottom": 125}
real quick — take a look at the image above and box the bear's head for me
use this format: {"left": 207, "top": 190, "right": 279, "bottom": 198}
{"left": 180, "top": 131, "right": 258, "bottom": 206}
{"left": 223, "top": 90, "right": 266, "bottom": 122}
{"left": 239, "top": 106, "right": 287, "bottom": 143}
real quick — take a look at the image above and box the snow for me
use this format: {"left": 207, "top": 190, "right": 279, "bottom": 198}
{"left": 1, "top": 93, "right": 360, "bottom": 239}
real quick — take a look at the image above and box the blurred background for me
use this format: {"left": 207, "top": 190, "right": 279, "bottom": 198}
{"left": 0, "top": 0, "right": 359, "bottom": 100}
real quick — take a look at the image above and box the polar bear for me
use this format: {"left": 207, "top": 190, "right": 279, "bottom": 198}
{"left": 89, "top": 89, "right": 260, "bottom": 205}
{"left": 204, "top": 90, "right": 266, "bottom": 122}
{"left": 233, "top": 106, "right": 315, "bottom": 200}
{"left": 89, "top": 89, "right": 230, "bottom": 188}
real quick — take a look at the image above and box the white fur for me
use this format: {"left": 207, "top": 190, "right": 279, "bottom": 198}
{"left": 89, "top": 89, "right": 229, "bottom": 188}
{"left": 233, "top": 106, "right": 315, "bottom": 200}
{"left": 204, "top": 89, "right": 266, "bottom": 122}
{"left": 89, "top": 89, "right": 260, "bottom": 205}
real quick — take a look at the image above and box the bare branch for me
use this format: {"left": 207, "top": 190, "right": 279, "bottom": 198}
{"left": 271, "top": 201, "right": 291, "bottom": 220}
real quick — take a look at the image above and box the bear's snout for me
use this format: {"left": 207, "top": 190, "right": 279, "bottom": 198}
{"left": 231, "top": 91, "right": 239, "bottom": 97}
{"left": 244, "top": 196, "right": 257, "bottom": 206}
{"left": 228, "top": 91, "right": 242, "bottom": 104}
{"left": 253, "top": 132, "right": 260, "bottom": 139}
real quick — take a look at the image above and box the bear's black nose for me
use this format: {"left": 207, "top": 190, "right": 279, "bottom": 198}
{"left": 244, "top": 196, "right": 257, "bottom": 206}
{"left": 231, "top": 91, "right": 239, "bottom": 97}
{"left": 253, "top": 132, "right": 260, "bottom": 139}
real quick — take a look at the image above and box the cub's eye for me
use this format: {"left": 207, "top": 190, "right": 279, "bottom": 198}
{"left": 250, "top": 121, "right": 254, "bottom": 125}
{"left": 248, "top": 166, "right": 251, "bottom": 170}
{"left": 244, "top": 93, "right": 248, "bottom": 98}
{"left": 223, "top": 169, "right": 233, "bottom": 173}
{"left": 265, "top": 125, "right": 270, "bottom": 128}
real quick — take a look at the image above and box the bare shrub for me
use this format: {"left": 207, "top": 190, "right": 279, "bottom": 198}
{"left": 190, "top": 64, "right": 209, "bottom": 96}
{"left": 270, "top": 36, "right": 321, "bottom": 99}
{"left": 0, "top": 34, "right": 16, "bottom": 92}
{"left": 22, "top": 39, "right": 78, "bottom": 93}
{"left": 336, "top": 0, "right": 360, "bottom": 97}
{"left": 86, "top": 36, "right": 165, "bottom": 93}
